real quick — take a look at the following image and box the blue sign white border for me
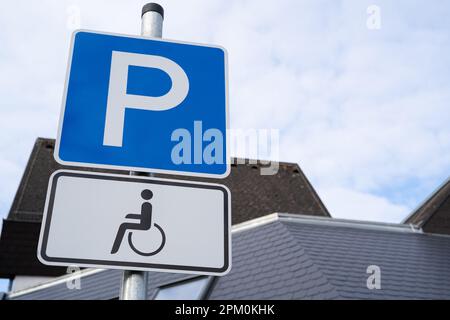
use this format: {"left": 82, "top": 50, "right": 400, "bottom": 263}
{"left": 54, "top": 29, "right": 231, "bottom": 179}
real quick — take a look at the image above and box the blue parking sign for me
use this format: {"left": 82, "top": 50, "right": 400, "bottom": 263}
{"left": 55, "top": 30, "right": 229, "bottom": 178}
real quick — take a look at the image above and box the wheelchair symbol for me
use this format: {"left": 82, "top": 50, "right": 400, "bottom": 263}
{"left": 111, "top": 189, "right": 166, "bottom": 256}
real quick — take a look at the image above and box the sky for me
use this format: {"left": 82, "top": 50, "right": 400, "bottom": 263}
{"left": 1, "top": 0, "right": 450, "bottom": 291}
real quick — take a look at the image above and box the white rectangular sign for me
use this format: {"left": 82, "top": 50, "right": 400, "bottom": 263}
{"left": 38, "top": 170, "right": 231, "bottom": 275}
{"left": 56, "top": 30, "right": 229, "bottom": 178}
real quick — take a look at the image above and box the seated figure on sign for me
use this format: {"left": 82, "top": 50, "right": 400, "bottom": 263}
{"left": 110, "top": 189, "right": 153, "bottom": 254}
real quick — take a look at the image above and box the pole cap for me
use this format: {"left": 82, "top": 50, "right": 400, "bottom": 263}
{"left": 142, "top": 3, "right": 164, "bottom": 19}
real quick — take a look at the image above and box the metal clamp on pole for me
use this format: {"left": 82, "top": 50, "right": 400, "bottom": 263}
{"left": 120, "top": 2, "right": 164, "bottom": 301}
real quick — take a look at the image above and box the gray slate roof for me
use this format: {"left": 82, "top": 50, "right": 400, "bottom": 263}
{"left": 9, "top": 214, "right": 450, "bottom": 300}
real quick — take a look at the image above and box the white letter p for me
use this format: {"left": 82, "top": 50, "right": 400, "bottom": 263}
{"left": 103, "top": 51, "right": 189, "bottom": 147}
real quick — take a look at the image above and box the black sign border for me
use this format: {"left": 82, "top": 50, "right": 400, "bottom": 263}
{"left": 39, "top": 170, "right": 230, "bottom": 274}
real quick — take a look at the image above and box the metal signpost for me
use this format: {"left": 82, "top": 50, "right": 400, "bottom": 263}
{"left": 38, "top": 3, "right": 231, "bottom": 300}
{"left": 123, "top": 3, "right": 164, "bottom": 300}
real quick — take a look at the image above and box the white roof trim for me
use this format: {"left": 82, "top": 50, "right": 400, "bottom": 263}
{"left": 231, "top": 213, "right": 279, "bottom": 233}
{"left": 277, "top": 213, "right": 422, "bottom": 233}
{"left": 233, "top": 212, "right": 424, "bottom": 234}
{"left": 7, "top": 268, "right": 105, "bottom": 299}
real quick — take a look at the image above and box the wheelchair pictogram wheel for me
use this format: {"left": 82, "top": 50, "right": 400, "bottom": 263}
{"left": 127, "top": 223, "right": 166, "bottom": 256}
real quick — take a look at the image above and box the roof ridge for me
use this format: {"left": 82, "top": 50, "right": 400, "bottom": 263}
{"left": 402, "top": 176, "right": 450, "bottom": 226}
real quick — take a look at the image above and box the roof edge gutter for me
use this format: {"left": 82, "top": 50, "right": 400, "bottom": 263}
{"left": 277, "top": 213, "right": 423, "bottom": 234}
{"left": 232, "top": 213, "right": 280, "bottom": 233}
